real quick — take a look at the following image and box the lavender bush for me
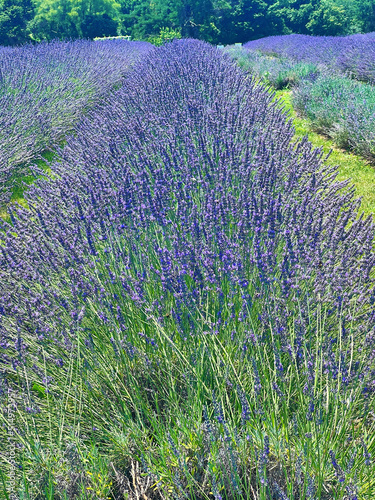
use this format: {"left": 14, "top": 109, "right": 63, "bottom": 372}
{"left": 292, "top": 74, "right": 375, "bottom": 161}
{"left": 225, "top": 45, "right": 320, "bottom": 89}
{"left": 0, "top": 38, "right": 152, "bottom": 205}
{"left": 235, "top": 34, "right": 375, "bottom": 162}
{"left": 0, "top": 39, "right": 374, "bottom": 499}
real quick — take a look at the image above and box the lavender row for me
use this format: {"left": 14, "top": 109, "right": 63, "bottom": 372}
{"left": 243, "top": 33, "right": 375, "bottom": 83}
{"left": 292, "top": 74, "right": 375, "bottom": 161}
{"left": 0, "top": 38, "right": 152, "bottom": 205}
{"left": 0, "top": 39, "right": 374, "bottom": 495}
{"left": 225, "top": 45, "right": 320, "bottom": 89}
{"left": 338, "top": 38, "right": 375, "bottom": 84}
{"left": 1, "top": 37, "right": 374, "bottom": 397}
{"left": 239, "top": 34, "right": 375, "bottom": 161}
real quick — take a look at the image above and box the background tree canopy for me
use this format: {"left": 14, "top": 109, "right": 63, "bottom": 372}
{"left": 0, "top": 0, "right": 374, "bottom": 46}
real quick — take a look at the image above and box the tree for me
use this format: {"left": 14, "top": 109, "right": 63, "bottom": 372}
{"left": 81, "top": 13, "right": 118, "bottom": 38}
{"left": 276, "top": 0, "right": 318, "bottom": 34}
{"left": 147, "top": 26, "right": 182, "bottom": 45}
{"left": 351, "top": 0, "right": 375, "bottom": 32}
{"left": 213, "top": 0, "right": 286, "bottom": 44}
{"left": 176, "top": 0, "right": 218, "bottom": 41}
{"left": 29, "top": 0, "right": 120, "bottom": 41}
{"left": 28, "top": 0, "right": 80, "bottom": 40}
{"left": 306, "top": 0, "right": 352, "bottom": 35}
{"left": 119, "top": 0, "right": 181, "bottom": 40}
{"left": 0, "top": 0, "right": 34, "bottom": 45}
{"left": 272, "top": 0, "right": 370, "bottom": 36}
{"left": 1, "top": 0, "right": 374, "bottom": 47}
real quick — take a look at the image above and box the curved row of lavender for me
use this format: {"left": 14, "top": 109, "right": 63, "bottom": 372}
{"left": 0, "top": 39, "right": 152, "bottom": 205}
{"left": 0, "top": 40, "right": 374, "bottom": 496}
{"left": 244, "top": 33, "right": 375, "bottom": 83}
{"left": 241, "top": 34, "right": 375, "bottom": 162}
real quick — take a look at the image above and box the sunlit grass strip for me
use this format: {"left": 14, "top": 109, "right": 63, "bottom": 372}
{"left": 274, "top": 89, "right": 375, "bottom": 220}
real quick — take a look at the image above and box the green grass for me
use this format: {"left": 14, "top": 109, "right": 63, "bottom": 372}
{"left": 274, "top": 89, "right": 375, "bottom": 219}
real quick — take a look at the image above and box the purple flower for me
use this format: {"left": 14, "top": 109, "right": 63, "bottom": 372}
{"left": 329, "top": 450, "right": 346, "bottom": 483}
{"left": 361, "top": 437, "right": 372, "bottom": 466}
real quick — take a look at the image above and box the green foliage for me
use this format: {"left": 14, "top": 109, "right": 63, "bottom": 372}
{"left": 28, "top": 0, "right": 121, "bottom": 42}
{"left": 361, "top": 0, "right": 375, "bottom": 32}
{"left": 306, "top": 0, "right": 352, "bottom": 35}
{"left": 177, "top": 0, "right": 218, "bottom": 42}
{"left": 0, "top": 0, "right": 34, "bottom": 45}
{"left": 1, "top": 0, "right": 375, "bottom": 46}
{"left": 272, "top": 0, "right": 375, "bottom": 36}
{"left": 148, "top": 28, "right": 181, "bottom": 47}
{"left": 119, "top": 0, "right": 180, "bottom": 41}
{"left": 81, "top": 13, "right": 118, "bottom": 39}
{"left": 214, "top": 0, "right": 287, "bottom": 44}
{"left": 148, "top": 26, "right": 182, "bottom": 46}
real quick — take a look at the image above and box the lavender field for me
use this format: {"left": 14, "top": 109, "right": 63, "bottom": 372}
{"left": 243, "top": 33, "right": 375, "bottom": 82}
{"left": 226, "top": 34, "right": 375, "bottom": 163}
{"left": 0, "top": 38, "right": 374, "bottom": 500}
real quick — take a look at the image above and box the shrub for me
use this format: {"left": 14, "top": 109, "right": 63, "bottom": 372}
{"left": 337, "top": 38, "right": 375, "bottom": 84}
{"left": 293, "top": 74, "right": 375, "bottom": 161}
{"left": 225, "top": 46, "right": 320, "bottom": 89}
{"left": 0, "top": 38, "right": 152, "bottom": 205}
{"left": 243, "top": 32, "right": 375, "bottom": 81}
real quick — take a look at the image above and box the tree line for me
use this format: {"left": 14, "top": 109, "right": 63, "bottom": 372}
{"left": 0, "top": 0, "right": 374, "bottom": 47}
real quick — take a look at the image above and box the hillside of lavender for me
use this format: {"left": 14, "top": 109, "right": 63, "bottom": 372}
{"left": 226, "top": 34, "right": 375, "bottom": 161}
{"left": 0, "top": 39, "right": 374, "bottom": 500}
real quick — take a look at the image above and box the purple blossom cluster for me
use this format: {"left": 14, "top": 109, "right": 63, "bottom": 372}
{"left": 0, "top": 41, "right": 374, "bottom": 496}
{"left": 243, "top": 33, "right": 375, "bottom": 81}
{"left": 0, "top": 38, "right": 152, "bottom": 204}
